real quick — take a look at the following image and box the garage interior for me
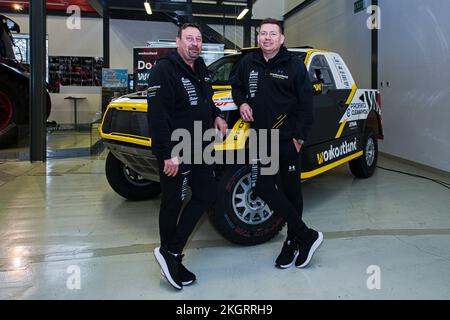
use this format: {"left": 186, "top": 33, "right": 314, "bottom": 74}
{"left": 1, "top": 0, "right": 450, "bottom": 300}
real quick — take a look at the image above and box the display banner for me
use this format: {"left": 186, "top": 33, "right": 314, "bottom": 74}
{"left": 133, "top": 47, "right": 176, "bottom": 91}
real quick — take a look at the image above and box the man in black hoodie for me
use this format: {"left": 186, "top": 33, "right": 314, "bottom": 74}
{"left": 232, "top": 18, "right": 323, "bottom": 270}
{"left": 148, "top": 23, "right": 227, "bottom": 290}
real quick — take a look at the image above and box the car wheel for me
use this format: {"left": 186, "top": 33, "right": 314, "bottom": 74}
{"left": 208, "top": 165, "right": 285, "bottom": 245}
{"left": 349, "top": 129, "right": 378, "bottom": 178}
{"left": 105, "top": 152, "right": 161, "bottom": 201}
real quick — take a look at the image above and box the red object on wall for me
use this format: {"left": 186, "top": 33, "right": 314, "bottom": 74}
{"left": 0, "top": 1, "right": 97, "bottom": 13}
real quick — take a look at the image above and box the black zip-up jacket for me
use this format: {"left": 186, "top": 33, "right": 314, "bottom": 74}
{"left": 147, "top": 51, "right": 221, "bottom": 160}
{"left": 231, "top": 47, "right": 314, "bottom": 141}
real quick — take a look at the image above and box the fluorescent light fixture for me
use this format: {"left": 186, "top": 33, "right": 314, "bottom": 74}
{"left": 144, "top": 0, "right": 152, "bottom": 15}
{"left": 193, "top": 13, "right": 237, "bottom": 18}
{"left": 237, "top": 8, "right": 249, "bottom": 20}
{"left": 223, "top": 1, "right": 246, "bottom": 5}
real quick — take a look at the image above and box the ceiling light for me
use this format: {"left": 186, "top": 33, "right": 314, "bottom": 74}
{"left": 144, "top": 0, "right": 152, "bottom": 15}
{"left": 237, "top": 8, "right": 249, "bottom": 20}
{"left": 193, "top": 13, "right": 237, "bottom": 18}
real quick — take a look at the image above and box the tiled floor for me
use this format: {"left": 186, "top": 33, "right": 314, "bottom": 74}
{"left": 0, "top": 153, "right": 449, "bottom": 299}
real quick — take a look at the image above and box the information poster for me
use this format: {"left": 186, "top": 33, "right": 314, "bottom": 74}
{"left": 102, "top": 69, "right": 128, "bottom": 88}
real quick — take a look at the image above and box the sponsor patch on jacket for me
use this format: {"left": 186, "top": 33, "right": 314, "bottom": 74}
{"left": 181, "top": 77, "right": 199, "bottom": 106}
{"left": 270, "top": 73, "right": 289, "bottom": 80}
{"left": 147, "top": 85, "right": 161, "bottom": 98}
{"left": 249, "top": 70, "right": 259, "bottom": 98}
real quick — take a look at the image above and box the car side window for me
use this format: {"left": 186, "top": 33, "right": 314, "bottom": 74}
{"left": 309, "top": 55, "right": 336, "bottom": 91}
{"left": 209, "top": 55, "right": 240, "bottom": 85}
{"left": 211, "top": 61, "right": 234, "bottom": 84}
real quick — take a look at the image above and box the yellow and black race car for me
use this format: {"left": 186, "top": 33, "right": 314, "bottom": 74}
{"left": 99, "top": 47, "right": 383, "bottom": 245}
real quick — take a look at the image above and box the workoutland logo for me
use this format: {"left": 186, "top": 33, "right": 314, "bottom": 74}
{"left": 316, "top": 138, "right": 358, "bottom": 165}
{"left": 270, "top": 72, "right": 289, "bottom": 80}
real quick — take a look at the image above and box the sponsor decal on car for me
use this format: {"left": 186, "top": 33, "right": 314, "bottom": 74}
{"left": 349, "top": 121, "right": 358, "bottom": 130}
{"left": 340, "top": 89, "right": 380, "bottom": 123}
{"left": 313, "top": 83, "right": 322, "bottom": 92}
{"left": 331, "top": 55, "right": 351, "bottom": 88}
{"left": 213, "top": 91, "right": 237, "bottom": 111}
{"left": 316, "top": 137, "right": 358, "bottom": 165}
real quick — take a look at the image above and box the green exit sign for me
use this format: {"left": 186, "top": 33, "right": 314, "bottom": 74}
{"left": 354, "top": 0, "right": 367, "bottom": 13}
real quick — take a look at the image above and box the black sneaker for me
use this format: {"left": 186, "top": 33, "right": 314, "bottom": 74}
{"left": 176, "top": 254, "right": 196, "bottom": 285}
{"left": 295, "top": 229, "right": 323, "bottom": 268}
{"left": 275, "top": 238, "right": 299, "bottom": 269}
{"left": 160, "top": 254, "right": 196, "bottom": 286}
{"left": 154, "top": 247, "right": 182, "bottom": 290}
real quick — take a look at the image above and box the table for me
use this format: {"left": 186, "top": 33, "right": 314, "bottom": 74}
{"left": 64, "top": 96, "right": 86, "bottom": 131}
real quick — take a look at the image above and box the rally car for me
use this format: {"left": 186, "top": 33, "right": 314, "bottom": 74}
{"left": 98, "top": 48, "right": 383, "bottom": 245}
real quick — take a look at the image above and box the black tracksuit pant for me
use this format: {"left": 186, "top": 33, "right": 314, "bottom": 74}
{"left": 157, "top": 158, "right": 217, "bottom": 254}
{"left": 251, "top": 139, "right": 309, "bottom": 241}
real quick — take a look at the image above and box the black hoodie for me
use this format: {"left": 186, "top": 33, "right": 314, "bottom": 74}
{"left": 232, "top": 47, "right": 314, "bottom": 142}
{"left": 147, "top": 51, "right": 221, "bottom": 160}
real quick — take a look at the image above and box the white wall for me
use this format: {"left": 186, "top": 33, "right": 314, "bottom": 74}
{"left": 209, "top": 24, "right": 244, "bottom": 49}
{"left": 284, "top": 0, "right": 372, "bottom": 88}
{"left": 253, "top": 0, "right": 285, "bottom": 20}
{"left": 109, "top": 19, "right": 178, "bottom": 73}
{"left": 284, "top": 0, "right": 305, "bottom": 15}
{"left": 378, "top": 0, "right": 450, "bottom": 172}
{"left": 4, "top": 13, "right": 177, "bottom": 124}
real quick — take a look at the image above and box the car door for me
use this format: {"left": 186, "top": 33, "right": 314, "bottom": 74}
{"left": 305, "top": 54, "right": 351, "bottom": 145}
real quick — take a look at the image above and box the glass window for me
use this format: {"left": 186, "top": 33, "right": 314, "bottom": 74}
{"left": 208, "top": 55, "right": 240, "bottom": 85}
{"left": 309, "top": 55, "right": 336, "bottom": 90}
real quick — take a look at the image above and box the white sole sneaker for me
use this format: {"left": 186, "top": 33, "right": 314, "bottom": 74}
{"left": 154, "top": 247, "right": 182, "bottom": 290}
{"left": 160, "top": 268, "right": 194, "bottom": 286}
{"left": 277, "top": 250, "right": 299, "bottom": 269}
{"left": 296, "top": 231, "right": 323, "bottom": 269}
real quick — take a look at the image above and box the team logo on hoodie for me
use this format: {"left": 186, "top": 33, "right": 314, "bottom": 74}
{"left": 249, "top": 70, "right": 259, "bottom": 98}
{"left": 181, "top": 77, "right": 199, "bottom": 107}
{"left": 270, "top": 69, "right": 289, "bottom": 80}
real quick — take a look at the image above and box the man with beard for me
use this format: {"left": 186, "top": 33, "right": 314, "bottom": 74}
{"left": 148, "top": 23, "right": 227, "bottom": 290}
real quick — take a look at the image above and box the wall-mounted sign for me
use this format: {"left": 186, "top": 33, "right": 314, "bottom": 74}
{"left": 133, "top": 43, "right": 225, "bottom": 92}
{"left": 354, "top": 0, "right": 368, "bottom": 13}
{"left": 133, "top": 47, "right": 176, "bottom": 92}
{"left": 102, "top": 69, "right": 128, "bottom": 88}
